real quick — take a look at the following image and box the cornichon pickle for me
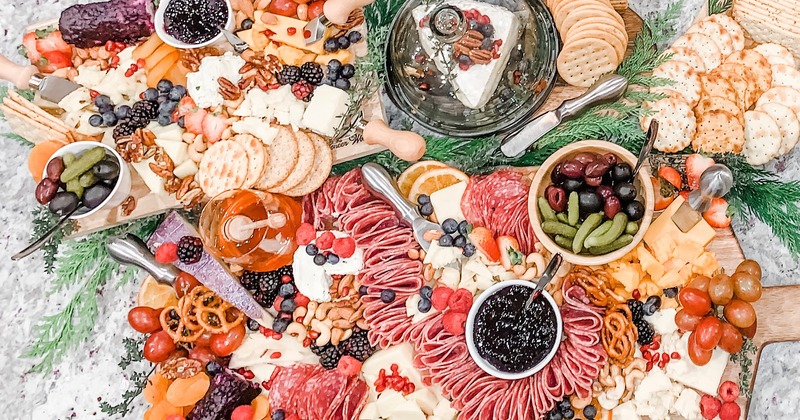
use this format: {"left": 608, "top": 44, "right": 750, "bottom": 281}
{"left": 588, "top": 234, "right": 634, "bottom": 255}
{"left": 625, "top": 221, "right": 639, "bottom": 235}
{"left": 79, "top": 171, "right": 98, "bottom": 188}
{"left": 62, "top": 153, "right": 76, "bottom": 167}
{"left": 66, "top": 178, "right": 84, "bottom": 198}
{"left": 567, "top": 191, "right": 579, "bottom": 226}
{"left": 555, "top": 235, "right": 573, "bottom": 249}
{"left": 542, "top": 221, "right": 578, "bottom": 238}
{"left": 60, "top": 148, "right": 106, "bottom": 183}
{"left": 588, "top": 220, "right": 613, "bottom": 240}
{"left": 556, "top": 212, "right": 570, "bottom": 224}
{"left": 538, "top": 197, "right": 557, "bottom": 222}
{"left": 572, "top": 212, "right": 603, "bottom": 254}
{"left": 584, "top": 212, "right": 628, "bottom": 248}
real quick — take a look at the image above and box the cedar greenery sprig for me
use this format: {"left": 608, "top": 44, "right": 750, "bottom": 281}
{"left": 30, "top": 207, "right": 74, "bottom": 274}
{"left": 709, "top": 0, "right": 734, "bottom": 15}
{"left": 100, "top": 337, "right": 151, "bottom": 416}
{"left": 616, "top": 1, "right": 682, "bottom": 83}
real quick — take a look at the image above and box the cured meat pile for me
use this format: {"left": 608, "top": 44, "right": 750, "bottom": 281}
{"left": 269, "top": 364, "right": 368, "bottom": 419}
{"left": 460, "top": 170, "right": 537, "bottom": 254}
{"left": 303, "top": 169, "right": 427, "bottom": 348}
{"left": 412, "top": 282, "right": 606, "bottom": 420}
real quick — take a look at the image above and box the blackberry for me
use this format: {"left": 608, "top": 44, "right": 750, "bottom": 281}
{"left": 300, "top": 62, "right": 324, "bottom": 85}
{"left": 627, "top": 299, "right": 644, "bottom": 322}
{"left": 112, "top": 121, "right": 137, "bottom": 139}
{"left": 240, "top": 270, "right": 261, "bottom": 289}
{"left": 131, "top": 100, "right": 159, "bottom": 121}
{"left": 249, "top": 265, "right": 293, "bottom": 309}
{"left": 252, "top": 290, "right": 272, "bottom": 307}
{"left": 635, "top": 319, "right": 655, "bottom": 345}
{"left": 317, "top": 344, "right": 342, "bottom": 369}
{"left": 278, "top": 65, "right": 301, "bottom": 85}
{"left": 177, "top": 236, "right": 203, "bottom": 264}
{"left": 338, "top": 329, "right": 376, "bottom": 362}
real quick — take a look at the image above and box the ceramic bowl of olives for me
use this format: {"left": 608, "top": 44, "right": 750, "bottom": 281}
{"left": 528, "top": 140, "right": 654, "bottom": 265}
{"left": 37, "top": 142, "right": 131, "bottom": 219}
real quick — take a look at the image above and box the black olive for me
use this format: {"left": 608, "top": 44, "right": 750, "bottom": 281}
{"left": 578, "top": 191, "right": 603, "bottom": 215}
{"left": 614, "top": 182, "right": 637, "bottom": 203}
{"left": 562, "top": 178, "right": 585, "bottom": 192}
{"left": 93, "top": 158, "right": 120, "bottom": 180}
{"left": 48, "top": 191, "right": 79, "bottom": 215}
{"left": 83, "top": 184, "right": 113, "bottom": 209}
{"left": 624, "top": 200, "right": 645, "bottom": 221}
{"left": 550, "top": 163, "right": 566, "bottom": 184}
{"left": 611, "top": 163, "right": 633, "bottom": 183}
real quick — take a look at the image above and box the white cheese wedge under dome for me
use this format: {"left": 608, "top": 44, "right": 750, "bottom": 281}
{"left": 412, "top": 0, "right": 521, "bottom": 109}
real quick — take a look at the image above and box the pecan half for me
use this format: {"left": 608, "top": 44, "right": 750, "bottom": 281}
{"left": 180, "top": 188, "right": 204, "bottom": 208}
{"left": 159, "top": 357, "right": 202, "bottom": 380}
{"left": 150, "top": 147, "right": 175, "bottom": 179}
{"left": 120, "top": 196, "right": 136, "bottom": 216}
{"left": 469, "top": 49, "right": 492, "bottom": 65}
{"left": 455, "top": 30, "right": 484, "bottom": 49}
{"left": 218, "top": 77, "right": 242, "bottom": 101}
{"left": 175, "top": 178, "right": 197, "bottom": 200}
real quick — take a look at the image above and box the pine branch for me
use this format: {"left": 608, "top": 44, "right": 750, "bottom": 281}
{"left": 709, "top": 0, "right": 733, "bottom": 15}
{"left": 616, "top": 1, "right": 682, "bottom": 81}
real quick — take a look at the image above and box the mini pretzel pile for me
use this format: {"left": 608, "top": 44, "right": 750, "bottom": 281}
{"left": 159, "top": 286, "right": 244, "bottom": 342}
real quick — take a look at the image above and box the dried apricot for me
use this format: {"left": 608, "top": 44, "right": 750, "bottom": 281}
{"left": 251, "top": 395, "right": 270, "bottom": 420}
{"left": 144, "top": 371, "right": 171, "bottom": 404}
{"left": 165, "top": 373, "right": 210, "bottom": 407}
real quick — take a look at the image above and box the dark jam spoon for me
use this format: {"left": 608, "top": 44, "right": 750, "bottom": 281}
{"left": 524, "top": 253, "right": 562, "bottom": 309}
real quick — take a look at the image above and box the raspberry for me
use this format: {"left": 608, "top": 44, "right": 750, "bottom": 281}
{"left": 155, "top": 242, "right": 178, "bottom": 264}
{"left": 296, "top": 223, "right": 316, "bottom": 245}
{"left": 447, "top": 288, "right": 474, "bottom": 313}
{"left": 443, "top": 311, "right": 467, "bottom": 335}
{"left": 430, "top": 287, "right": 453, "bottom": 311}
{"left": 700, "top": 394, "right": 722, "bottom": 419}
{"left": 719, "top": 402, "right": 741, "bottom": 420}
{"left": 294, "top": 292, "right": 310, "bottom": 308}
{"left": 316, "top": 231, "right": 335, "bottom": 250}
{"left": 332, "top": 236, "right": 356, "bottom": 258}
{"left": 337, "top": 355, "right": 363, "bottom": 377}
{"left": 718, "top": 380, "right": 739, "bottom": 403}
{"left": 291, "top": 80, "right": 314, "bottom": 102}
{"left": 230, "top": 405, "right": 254, "bottom": 420}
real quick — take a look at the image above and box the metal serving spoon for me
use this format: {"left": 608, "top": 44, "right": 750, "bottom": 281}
{"left": 524, "top": 253, "right": 563, "bottom": 309}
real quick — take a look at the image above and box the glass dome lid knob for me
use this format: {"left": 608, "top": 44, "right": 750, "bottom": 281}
{"left": 429, "top": 5, "right": 467, "bottom": 43}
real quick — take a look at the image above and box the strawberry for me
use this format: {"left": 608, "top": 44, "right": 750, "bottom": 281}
{"left": 442, "top": 311, "right": 468, "bottom": 335}
{"left": 686, "top": 154, "right": 715, "bottom": 190}
{"left": 41, "top": 50, "right": 72, "bottom": 70}
{"left": 651, "top": 176, "right": 676, "bottom": 211}
{"left": 332, "top": 236, "right": 356, "bottom": 258}
{"left": 496, "top": 235, "right": 523, "bottom": 270}
{"left": 177, "top": 96, "right": 197, "bottom": 116}
{"left": 21, "top": 32, "right": 42, "bottom": 64}
{"left": 680, "top": 190, "right": 690, "bottom": 200}
{"left": 447, "top": 288, "right": 474, "bottom": 313}
{"left": 718, "top": 402, "right": 741, "bottom": 420}
{"left": 183, "top": 110, "right": 207, "bottom": 134}
{"left": 657, "top": 166, "right": 682, "bottom": 189}
{"left": 718, "top": 381, "right": 740, "bottom": 403}
{"left": 293, "top": 292, "right": 310, "bottom": 308}
{"left": 202, "top": 113, "right": 229, "bottom": 144}
{"left": 703, "top": 198, "right": 731, "bottom": 228}
{"left": 295, "top": 223, "right": 316, "bottom": 246}
{"left": 154, "top": 242, "right": 178, "bottom": 264}
{"left": 430, "top": 287, "right": 453, "bottom": 310}
{"left": 467, "top": 227, "right": 500, "bottom": 262}
{"left": 337, "top": 355, "right": 363, "bottom": 377}
{"left": 700, "top": 394, "right": 722, "bottom": 419}
{"left": 35, "top": 30, "right": 71, "bottom": 55}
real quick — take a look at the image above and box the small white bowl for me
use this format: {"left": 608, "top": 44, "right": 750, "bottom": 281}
{"left": 43, "top": 142, "right": 131, "bottom": 220}
{"left": 154, "top": 0, "right": 234, "bottom": 49}
{"left": 465, "top": 280, "right": 563, "bottom": 380}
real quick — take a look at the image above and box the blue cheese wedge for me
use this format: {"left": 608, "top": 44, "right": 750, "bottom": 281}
{"left": 430, "top": 181, "right": 467, "bottom": 222}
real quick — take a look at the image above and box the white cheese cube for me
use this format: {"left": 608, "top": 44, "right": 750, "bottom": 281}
{"left": 430, "top": 182, "right": 467, "bottom": 223}
{"left": 360, "top": 402, "right": 380, "bottom": 420}
{"left": 130, "top": 157, "right": 166, "bottom": 195}
{"left": 439, "top": 267, "right": 461, "bottom": 289}
{"left": 155, "top": 139, "right": 189, "bottom": 166}
{"left": 423, "top": 241, "right": 461, "bottom": 269}
{"left": 173, "top": 160, "right": 198, "bottom": 179}
{"left": 302, "top": 85, "right": 349, "bottom": 137}
{"left": 151, "top": 124, "right": 184, "bottom": 142}
{"left": 612, "top": 401, "right": 641, "bottom": 420}
{"left": 74, "top": 65, "right": 106, "bottom": 87}
{"left": 667, "top": 333, "right": 729, "bottom": 395}
{"left": 644, "top": 308, "right": 678, "bottom": 335}
{"left": 58, "top": 88, "right": 92, "bottom": 114}
{"left": 376, "top": 390, "right": 406, "bottom": 418}
{"left": 388, "top": 400, "right": 426, "bottom": 420}
{"left": 432, "top": 399, "right": 458, "bottom": 420}
{"left": 673, "top": 388, "right": 702, "bottom": 420}
{"left": 232, "top": 117, "right": 280, "bottom": 144}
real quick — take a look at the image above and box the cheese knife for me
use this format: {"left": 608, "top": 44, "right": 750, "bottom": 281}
{"left": 671, "top": 164, "right": 733, "bottom": 232}
{"left": 303, "top": 0, "right": 375, "bottom": 45}
{"left": 217, "top": 25, "right": 249, "bottom": 55}
{"left": 500, "top": 74, "right": 629, "bottom": 157}
{"left": 337, "top": 110, "right": 427, "bottom": 162}
{"left": 0, "top": 53, "right": 81, "bottom": 103}
{"left": 361, "top": 162, "right": 442, "bottom": 251}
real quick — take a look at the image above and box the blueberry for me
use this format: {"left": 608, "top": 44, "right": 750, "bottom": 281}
{"left": 324, "top": 38, "right": 339, "bottom": 53}
{"left": 347, "top": 31, "right": 362, "bottom": 44}
{"left": 88, "top": 114, "right": 103, "bottom": 127}
{"left": 340, "top": 64, "right": 355, "bottom": 79}
{"left": 177, "top": 115, "right": 185, "bottom": 128}
{"left": 247, "top": 318, "right": 260, "bottom": 331}
{"left": 438, "top": 234, "right": 454, "bottom": 247}
{"left": 94, "top": 94, "right": 111, "bottom": 109}
{"left": 359, "top": 285, "right": 368, "bottom": 296}
{"left": 320, "top": 77, "right": 333, "bottom": 86}
{"left": 143, "top": 88, "right": 159, "bottom": 102}
{"left": 453, "top": 235, "right": 467, "bottom": 248}
{"left": 380, "top": 289, "right": 396, "bottom": 303}
{"left": 417, "top": 297, "right": 432, "bottom": 313}
{"left": 419, "top": 202, "right": 433, "bottom": 216}
{"left": 280, "top": 298, "right": 297, "bottom": 312}
{"left": 272, "top": 410, "right": 286, "bottom": 420}
{"left": 548, "top": 411, "right": 562, "bottom": 420}
{"left": 159, "top": 100, "right": 177, "bottom": 116}
{"left": 337, "top": 36, "right": 350, "bottom": 49}
{"left": 561, "top": 408, "right": 574, "bottom": 419}
{"left": 157, "top": 94, "right": 169, "bottom": 104}
{"left": 102, "top": 111, "right": 118, "bottom": 126}
{"left": 420, "top": 285, "right": 433, "bottom": 299}
{"left": 327, "top": 69, "right": 340, "bottom": 81}
{"left": 169, "top": 85, "right": 187, "bottom": 101}
{"left": 157, "top": 113, "right": 172, "bottom": 126}
{"left": 442, "top": 218, "right": 458, "bottom": 234}
{"left": 418, "top": 194, "right": 431, "bottom": 205}
{"left": 313, "top": 253, "right": 326, "bottom": 266}
{"left": 205, "top": 361, "right": 222, "bottom": 376}
{"left": 663, "top": 287, "right": 678, "bottom": 298}
{"left": 458, "top": 220, "right": 470, "bottom": 235}
{"left": 327, "top": 253, "right": 340, "bottom": 264}
{"left": 643, "top": 295, "right": 661, "bottom": 316}
{"left": 463, "top": 243, "right": 476, "bottom": 257}
{"left": 334, "top": 78, "right": 351, "bottom": 90}
{"left": 305, "top": 243, "right": 319, "bottom": 256}
{"left": 278, "top": 283, "right": 295, "bottom": 297}
{"left": 157, "top": 79, "right": 174, "bottom": 93}
{"left": 457, "top": 54, "right": 472, "bottom": 66}
{"left": 98, "top": 104, "right": 114, "bottom": 114}
{"left": 114, "top": 105, "right": 131, "bottom": 119}
{"left": 583, "top": 405, "right": 597, "bottom": 419}
{"left": 327, "top": 59, "right": 342, "bottom": 72}
{"left": 241, "top": 18, "right": 254, "bottom": 30}
{"left": 272, "top": 317, "right": 290, "bottom": 333}
{"left": 558, "top": 398, "right": 571, "bottom": 410}
{"left": 478, "top": 23, "right": 495, "bottom": 38}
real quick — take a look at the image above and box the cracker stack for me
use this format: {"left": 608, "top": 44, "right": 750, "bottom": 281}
{"left": 1, "top": 90, "right": 76, "bottom": 144}
{"left": 547, "top": 0, "right": 628, "bottom": 87}
{"left": 642, "top": 14, "right": 800, "bottom": 165}
{"left": 196, "top": 127, "right": 332, "bottom": 198}
{"left": 733, "top": 0, "right": 800, "bottom": 62}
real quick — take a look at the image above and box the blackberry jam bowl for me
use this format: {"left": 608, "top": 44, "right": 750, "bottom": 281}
{"left": 155, "top": 0, "right": 234, "bottom": 48}
{"left": 466, "top": 280, "right": 562, "bottom": 379}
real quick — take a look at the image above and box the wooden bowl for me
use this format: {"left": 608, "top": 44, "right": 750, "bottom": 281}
{"left": 528, "top": 140, "right": 654, "bottom": 265}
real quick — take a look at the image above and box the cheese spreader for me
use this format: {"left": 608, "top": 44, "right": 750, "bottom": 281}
{"left": 0, "top": 53, "right": 81, "bottom": 103}
{"left": 671, "top": 164, "right": 733, "bottom": 232}
{"left": 303, "top": 0, "right": 375, "bottom": 45}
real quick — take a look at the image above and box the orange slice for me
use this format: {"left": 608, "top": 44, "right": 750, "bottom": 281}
{"left": 397, "top": 160, "right": 449, "bottom": 198}
{"left": 407, "top": 167, "right": 469, "bottom": 204}
{"left": 138, "top": 276, "right": 179, "bottom": 309}
{"left": 165, "top": 373, "right": 210, "bottom": 407}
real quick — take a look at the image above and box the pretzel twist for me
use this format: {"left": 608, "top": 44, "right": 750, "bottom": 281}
{"left": 601, "top": 304, "right": 638, "bottom": 365}
{"left": 158, "top": 286, "right": 243, "bottom": 341}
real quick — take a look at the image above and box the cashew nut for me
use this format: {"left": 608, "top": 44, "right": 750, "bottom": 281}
{"left": 571, "top": 395, "right": 592, "bottom": 410}
{"left": 356, "top": 318, "right": 369, "bottom": 330}
{"left": 315, "top": 302, "right": 333, "bottom": 320}
{"left": 311, "top": 319, "right": 331, "bottom": 346}
{"left": 349, "top": 306, "right": 365, "bottom": 322}
{"left": 192, "top": 135, "right": 207, "bottom": 152}
{"left": 423, "top": 264, "right": 434, "bottom": 281}
{"left": 341, "top": 328, "right": 353, "bottom": 341}
{"left": 339, "top": 275, "right": 355, "bottom": 297}
{"left": 333, "top": 319, "right": 353, "bottom": 329}
{"left": 330, "top": 327, "right": 345, "bottom": 346}
{"left": 610, "top": 364, "right": 622, "bottom": 378}
{"left": 182, "top": 132, "right": 196, "bottom": 143}
{"left": 293, "top": 306, "right": 307, "bottom": 322}
{"left": 328, "top": 308, "right": 343, "bottom": 321}
{"left": 534, "top": 242, "right": 545, "bottom": 254}
{"left": 597, "top": 375, "right": 625, "bottom": 410}
{"left": 188, "top": 146, "right": 204, "bottom": 163}
{"left": 285, "top": 322, "right": 307, "bottom": 341}
{"left": 529, "top": 253, "right": 546, "bottom": 276}
{"left": 512, "top": 265, "right": 526, "bottom": 276}
{"left": 624, "top": 358, "right": 647, "bottom": 376}
{"left": 625, "top": 369, "right": 645, "bottom": 391}
{"left": 522, "top": 267, "right": 537, "bottom": 280}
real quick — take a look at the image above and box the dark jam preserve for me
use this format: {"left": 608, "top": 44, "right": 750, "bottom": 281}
{"left": 474, "top": 285, "right": 558, "bottom": 373}
{"left": 164, "top": 0, "right": 228, "bottom": 45}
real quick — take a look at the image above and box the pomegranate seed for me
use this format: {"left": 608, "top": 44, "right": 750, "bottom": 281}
{"left": 459, "top": 63, "right": 470, "bottom": 71}
{"left": 270, "top": 352, "right": 282, "bottom": 359}
{"left": 137, "top": 58, "right": 146, "bottom": 68}
{"left": 651, "top": 341, "right": 660, "bottom": 350}
{"left": 309, "top": 330, "right": 320, "bottom": 339}
{"left": 105, "top": 40, "right": 115, "bottom": 51}
{"left": 287, "top": 27, "right": 297, "bottom": 35}
{"left": 478, "top": 14, "right": 490, "bottom": 24}
{"left": 110, "top": 55, "right": 120, "bottom": 65}
{"left": 265, "top": 29, "right": 276, "bottom": 37}
{"left": 646, "top": 361, "right": 653, "bottom": 371}
{"left": 493, "top": 51, "right": 501, "bottom": 59}
{"left": 643, "top": 351, "right": 652, "bottom": 361}
{"left": 243, "top": 370, "right": 255, "bottom": 379}
{"left": 261, "top": 381, "right": 270, "bottom": 389}
{"left": 415, "top": 54, "right": 426, "bottom": 63}
{"left": 494, "top": 39, "right": 503, "bottom": 46}
{"left": 632, "top": 289, "right": 641, "bottom": 300}
{"left": 114, "top": 42, "right": 126, "bottom": 51}
{"left": 268, "top": 83, "right": 281, "bottom": 90}
{"left": 671, "top": 352, "right": 681, "bottom": 359}
{"left": 654, "top": 335, "right": 661, "bottom": 343}
{"left": 375, "top": 384, "right": 385, "bottom": 393}
{"left": 378, "top": 369, "right": 386, "bottom": 379}
{"left": 391, "top": 363, "right": 399, "bottom": 373}
{"left": 303, "top": 30, "right": 311, "bottom": 39}
{"left": 296, "top": 316, "right": 304, "bottom": 323}
{"left": 302, "top": 337, "right": 311, "bottom": 347}
{"left": 281, "top": 275, "right": 292, "bottom": 283}
{"left": 125, "top": 69, "right": 134, "bottom": 77}
{"left": 661, "top": 353, "right": 670, "bottom": 363}
{"left": 237, "top": 367, "right": 246, "bottom": 374}
{"left": 658, "top": 359, "right": 668, "bottom": 369}
{"left": 272, "top": 332, "right": 283, "bottom": 340}
{"left": 641, "top": 344, "right": 650, "bottom": 352}
{"left": 89, "top": 90, "right": 100, "bottom": 99}
{"left": 418, "top": 82, "right": 430, "bottom": 91}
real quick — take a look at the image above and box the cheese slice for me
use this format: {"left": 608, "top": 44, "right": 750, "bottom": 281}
{"left": 430, "top": 181, "right": 468, "bottom": 222}
{"left": 130, "top": 157, "right": 166, "bottom": 195}
{"left": 667, "top": 333, "right": 729, "bottom": 395}
{"left": 264, "top": 15, "right": 327, "bottom": 55}
{"left": 155, "top": 139, "right": 189, "bottom": 166}
{"left": 173, "top": 159, "right": 198, "bottom": 179}
{"left": 644, "top": 196, "right": 716, "bottom": 249}
{"left": 301, "top": 85, "right": 349, "bottom": 137}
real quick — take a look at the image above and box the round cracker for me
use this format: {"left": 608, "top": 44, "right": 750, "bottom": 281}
{"left": 692, "top": 109, "right": 745, "bottom": 154}
{"left": 564, "top": 29, "right": 625, "bottom": 62}
{"left": 725, "top": 49, "right": 773, "bottom": 98}
{"left": 283, "top": 133, "right": 333, "bottom": 197}
{"left": 699, "top": 73, "right": 742, "bottom": 110}
{"left": 756, "top": 86, "right": 800, "bottom": 115}
{"left": 651, "top": 60, "right": 702, "bottom": 107}
{"left": 672, "top": 32, "right": 722, "bottom": 71}
{"left": 553, "top": 0, "right": 599, "bottom": 26}
{"left": 666, "top": 47, "right": 706, "bottom": 73}
{"left": 754, "top": 43, "right": 797, "bottom": 67}
{"left": 757, "top": 102, "right": 800, "bottom": 156}
{"left": 743, "top": 110, "right": 782, "bottom": 165}
{"left": 687, "top": 20, "right": 735, "bottom": 58}
{"left": 557, "top": 38, "right": 619, "bottom": 88}
{"left": 696, "top": 96, "right": 744, "bottom": 125}
{"left": 197, "top": 140, "right": 248, "bottom": 197}
{"left": 705, "top": 14, "right": 746, "bottom": 52}
{"left": 709, "top": 68, "right": 750, "bottom": 111}
{"left": 715, "top": 62, "right": 760, "bottom": 108}
{"left": 270, "top": 130, "right": 316, "bottom": 193}
{"left": 770, "top": 64, "right": 800, "bottom": 90}
{"left": 565, "top": 17, "right": 628, "bottom": 46}
{"left": 640, "top": 97, "right": 696, "bottom": 153}
{"left": 232, "top": 134, "right": 268, "bottom": 189}
{"left": 254, "top": 126, "right": 300, "bottom": 190}
{"left": 560, "top": 5, "right": 624, "bottom": 38}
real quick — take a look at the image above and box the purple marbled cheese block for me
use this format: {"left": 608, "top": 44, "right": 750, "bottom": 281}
{"left": 148, "top": 212, "right": 264, "bottom": 320}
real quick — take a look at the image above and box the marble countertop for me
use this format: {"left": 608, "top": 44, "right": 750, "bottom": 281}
{"left": 0, "top": 0, "right": 798, "bottom": 418}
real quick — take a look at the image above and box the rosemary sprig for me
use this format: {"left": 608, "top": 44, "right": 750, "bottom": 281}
{"left": 729, "top": 338, "right": 757, "bottom": 398}
{"left": 100, "top": 366, "right": 154, "bottom": 416}
{"left": 118, "top": 337, "right": 146, "bottom": 370}
{"left": 709, "top": 0, "right": 733, "bottom": 15}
